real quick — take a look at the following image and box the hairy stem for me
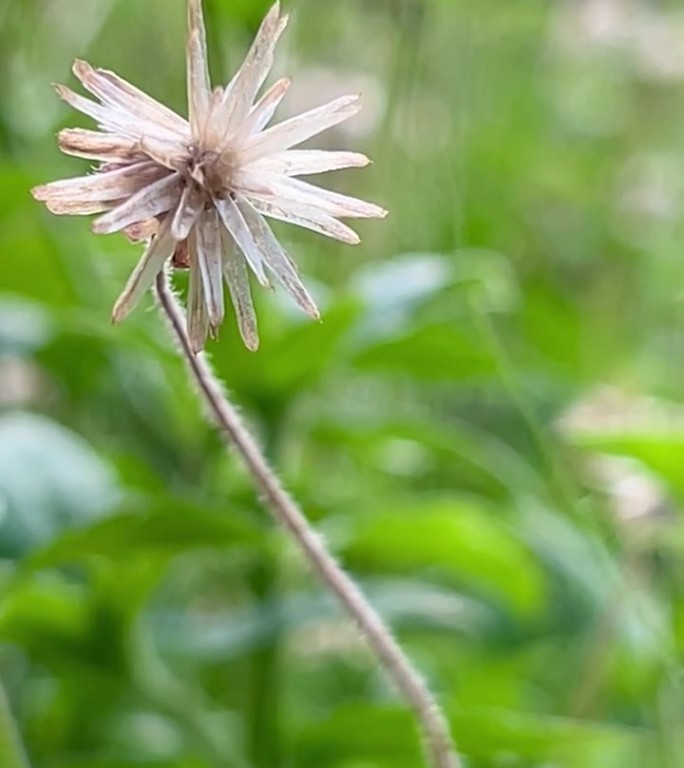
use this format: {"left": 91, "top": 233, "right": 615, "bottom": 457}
{"left": 154, "top": 271, "right": 461, "bottom": 768}
{"left": 0, "top": 680, "right": 30, "bottom": 768}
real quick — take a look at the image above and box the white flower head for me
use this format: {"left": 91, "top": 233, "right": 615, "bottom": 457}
{"left": 32, "top": 0, "right": 387, "bottom": 351}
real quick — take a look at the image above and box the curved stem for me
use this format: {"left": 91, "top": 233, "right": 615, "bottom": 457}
{"left": 0, "top": 680, "right": 30, "bottom": 768}
{"left": 154, "top": 271, "right": 461, "bottom": 768}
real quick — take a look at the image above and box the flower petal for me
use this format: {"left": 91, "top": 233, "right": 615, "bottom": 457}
{"left": 58, "top": 128, "right": 140, "bottom": 163}
{"left": 202, "top": 87, "right": 226, "bottom": 147}
{"left": 238, "top": 199, "right": 319, "bottom": 319}
{"left": 55, "top": 83, "right": 183, "bottom": 150}
{"left": 32, "top": 161, "right": 166, "bottom": 202}
{"left": 264, "top": 176, "right": 388, "bottom": 219}
{"left": 72, "top": 60, "right": 189, "bottom": 141}
{"left": 112, "top": 216, "right": 176, "bottom": 323}
{"left": 39, "top": 198, "right": 116, "bottom": 216}
{"left": 187, "top": 0, "right": 211, "bottom": 137}
{"left": 171, "top": 182, "right": 204, "bottom": 241}
{"left": 218, "top": 3, "right": 288, "bottom": 140}
{"left": 247, "top": 195, "right": 361, "bottom": 245}
{"left": 246, "top": 149, "right": 370, "bottom": 176}
{"left": 195, "top": 208, "right": 225, "bottom": 327}
{"left": 124, "top": 219, "right": 159, "bottom": 243}
{"left": 187, "top": 229, "right": 210, "bottom": 353}
{"left": 242, "top": 77, "right": 291, "bottom": 137}
{"left": 137, "top": 135, "right": 187, "bottom": 171}
{"left": 54, "top": 84, "right": 134, "bottom": 136}
{"left": 240, "top": 94, "right": 361, "bottom": 163}
{"left": 213, "top": 195, "right": 269, "bottom": 286}
{"left": 220, "top": 227, "right": 259, "bottom": 351}
{"left": 92, "top": 173, "right": 181, "bottom": 234}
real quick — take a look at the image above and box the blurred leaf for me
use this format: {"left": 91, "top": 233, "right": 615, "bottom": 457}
{"left": 23, "top": 499, "right": 261, "bottom": 572}
{"left": 0, "top": 577, "right": 100, "bottom": 669}
{"left": 0, "top": 296, "right": 52, "bottom": 355}
{"left": 210, "top": 300, "right": 360, "bottom": 401}
{"left": 349, "top": 251, "right": 518, "bottom": 382}
{"left": 312, "top": 415, "right": 548, "bottom": 506}
{"left": 341, "top": 498, "right": 545, "bottom": 616}
{"left": 354, "top": 250, "right": 517, "bottom": 335}
{"left": 520, "top": 503, "right": 617, "bottom": 610}
{"left": 0, "top": 412, "right": 118, "bottom": 558}
{"left": 352, "top": 320, "right": 497, "bottom": 381}
{"left": 54, "top": 762, "right": 208, "bottom": 768}
{"left": 0, "top": 166, "right": 78, "bottom": 305}
{"left": 573, "top": 431, "right": 684, "bottom": 498}
{"left": 293, "top": 704, "right": 647, "bottom": 768}
{"left": 353, "top": 253, "right": 453, "bottom": 334}
{"left": 157, "top": 579, "right": 489, "bottom": 662}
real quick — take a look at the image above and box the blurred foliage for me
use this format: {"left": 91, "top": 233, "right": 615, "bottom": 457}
{"left": 1, "top": 0, "right": 684, "bottom": 766}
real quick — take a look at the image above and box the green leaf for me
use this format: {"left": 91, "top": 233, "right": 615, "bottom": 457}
{"left": 157, "top": 579, "right": 490, "bottom": 662}
{"left": 0, "top": 577, "right": 94, "bottom": 667}
{"left": 210, "top": 299, "right": 359, "bottom": 400}
{"left": 0, "top": 296, "right": 52, "bottom": 355}
{"left": 574, "top": 431, "right": 684, "bottom": 497}
{"left": 54, "top": 762, "right": 208, "bottom": 768}
{"left": 24, "top": 499, "right": 261, "bottom": 571}
{"left": 0, "top": 413, "right": 117, "bottom": 558}
{"left": 293, "top": 704, "right": 646, "bottom": 768}
{"left": 354, "top": 250, "right": 516, "bottom": 334}
{"left": 349, "top": 251, "right": 518, "bottom": 382}
{"left": 341, "top": 497, "right": 545, "bottom": 616}
{"left": 352, "top": 320, "right": 497, "bottom": 382}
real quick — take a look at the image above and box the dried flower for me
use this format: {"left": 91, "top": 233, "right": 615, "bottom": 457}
{"left": 32, "top": 1, "right": 386, "bottom": 351}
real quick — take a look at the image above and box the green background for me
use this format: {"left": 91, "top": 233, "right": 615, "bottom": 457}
{"left": 1, "top": 0, "right": 683, "bottom": 766}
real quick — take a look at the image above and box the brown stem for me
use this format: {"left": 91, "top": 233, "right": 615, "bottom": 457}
{"left": 154, "top": 270, "right": 461, "bottom": 768}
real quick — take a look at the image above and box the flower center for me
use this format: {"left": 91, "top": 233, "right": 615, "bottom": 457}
{"left": 185, "top": 144, "right": 236, "bottom": 199}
